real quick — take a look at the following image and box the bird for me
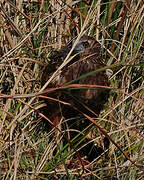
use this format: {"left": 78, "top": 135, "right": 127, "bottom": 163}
{"left": 40, "top": 35, "right": 112, "bottom": 161}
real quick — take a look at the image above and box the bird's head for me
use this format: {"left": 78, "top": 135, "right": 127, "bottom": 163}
{"left": 72, "top": 36, "right": 102, "bottom": 58}
{"left": 50, "top": 36, "right": 102, "bottom": 61}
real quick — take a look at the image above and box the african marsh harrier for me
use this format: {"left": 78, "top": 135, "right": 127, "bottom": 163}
{"left": 41, "top": 36, "right": 112, "bottom": 133}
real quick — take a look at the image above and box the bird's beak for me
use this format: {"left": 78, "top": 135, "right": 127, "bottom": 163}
{"left": 73, "top": 43, "right": 84, "bottom": 52}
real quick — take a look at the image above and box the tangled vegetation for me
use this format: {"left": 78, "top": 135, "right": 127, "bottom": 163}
{"left": 0, "top": 0, "right": 143, "bottom": 179}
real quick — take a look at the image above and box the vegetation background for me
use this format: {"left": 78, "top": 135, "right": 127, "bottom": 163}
{"left": 0, "top": 0, "right": 143, "bottom": 179}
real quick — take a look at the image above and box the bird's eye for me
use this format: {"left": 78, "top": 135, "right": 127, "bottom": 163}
{"left": 82, "top": 41, "right": 90, "bottom": 48}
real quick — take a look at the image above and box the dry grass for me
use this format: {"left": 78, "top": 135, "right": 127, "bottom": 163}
{"left": 0, "top": 0, "right": 143, "bottom": 179}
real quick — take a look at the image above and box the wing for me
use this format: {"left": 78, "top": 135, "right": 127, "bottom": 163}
{"left": 55, "top": 59, "right": 109, "bottom": 97}
{"left": 47, "top": 58, "right": 110, "bottom": 116}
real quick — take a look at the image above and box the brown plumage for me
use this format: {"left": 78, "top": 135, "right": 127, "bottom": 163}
{"left": 41, "top": 36, "right": 111, "bottom": 133}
